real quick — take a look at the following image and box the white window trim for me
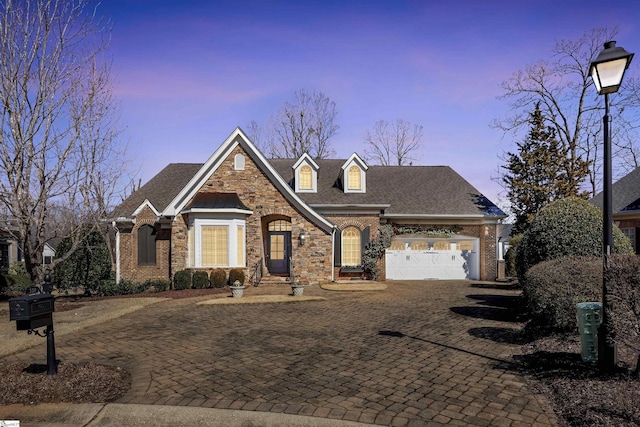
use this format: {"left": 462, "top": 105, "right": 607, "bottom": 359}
{"left": 188, "top": 218, "right": 246, "bottom": 268}
{"left": 344, "top": 164, "right": 366, "bottom": 193}
{"left": 294, "top": 160, "right": 318, "bottom": 193}
{"left": 341, "top": 227, "right": 361, "bottom": 266}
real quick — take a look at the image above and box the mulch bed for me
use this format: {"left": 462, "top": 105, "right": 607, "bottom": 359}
{"left": 0, "top": 362, "right": 130, "bottom": 405}
{"left": 520, "top": 334, "right": 640, "bottom": 426}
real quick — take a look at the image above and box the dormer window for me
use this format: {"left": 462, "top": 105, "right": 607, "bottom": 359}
{"left": 293, "top": 153, "right": 319, "bottom": 193}
{"left": 299, "top": 165, "right": 313, "bottom": 190}
{"left": 348, "top": 165, "right": 362, "bottom": 190}
{"left": 342, "top": 153, "right": 368, "bottom": 193}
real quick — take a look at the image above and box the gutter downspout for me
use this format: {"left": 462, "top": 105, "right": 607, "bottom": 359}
{"left": 112, "top": 221, "right": 120, "bottom": 284}
{"left": 331, "top": 227, "right": 336, "bottom": 282}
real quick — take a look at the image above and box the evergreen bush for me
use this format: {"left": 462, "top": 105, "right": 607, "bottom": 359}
{"left": 144, "top": 279, "right": 170, "bottom": 292}
{"left": 229, "top": 268, "right": 245, "bottom": 286}
{"left": 192, "top": 271, "right": 209, "bottom": 289}
{"left": 516, "top": 197, "right": 634, "bottom": 279}
{"left": 54, "top": 230, "right": 112, "bottom": 293}
{"left": 173, "top": 270, "right": 191, "bottom": 290}
{"left": 363, "top": 224, "right": 394, "bottom": 279}
{"left": 504, "top": 233, "right": 523, "bottom": 278}
{"left": 523, "top": 255, "right": 601, "bottom": 333}
{"left": 210, "top": 269, "right": 227, "bottom": 288}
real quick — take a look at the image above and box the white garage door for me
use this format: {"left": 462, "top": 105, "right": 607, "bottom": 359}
{"left": 385, "top": 237, "right": 479, "bottom": 280}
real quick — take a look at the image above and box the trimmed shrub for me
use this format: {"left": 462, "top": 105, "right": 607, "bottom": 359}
{"left": 522, "top": 255, "right": 602, "bottom": 333}
{"left": 210, "top": 269, "right": 227, "bottom": 288}
{"left": 192, "top": 271, "right": 209, "bottom": 289}
{"left": 516, "top": 197, "right": 634, "bottom": 279}
{"left": 173, "top": 270, "right": 191, "bottom": 290}
{"left": 504, "top": 233, "right": 523, "bottom": 278}
{"left": 607, "top": 254, "right": 640, "bottom": 374}
{"left": 0, "top": 274, "right": 33, "bottom": 294}
{"left": 94, "top": 279, "right": 145, "bottom": 296}
{"left": 143, "top": 279, "right": 170, "bottom": 292}
{"left": 229, "top": 268, "right": 245, "bottom": 286}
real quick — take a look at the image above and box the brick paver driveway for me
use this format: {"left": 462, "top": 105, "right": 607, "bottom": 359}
{"left": 4, "top": 281, "right": 557, "bottom": 426}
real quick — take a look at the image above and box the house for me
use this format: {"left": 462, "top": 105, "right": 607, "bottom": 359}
{"left": 591, "top": 167, "right": 640, "bottom": 253}
{"left": 109, "top": 127, "right": 506, "bottom": 284}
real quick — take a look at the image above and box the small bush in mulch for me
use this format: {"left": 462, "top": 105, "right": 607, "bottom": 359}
{"left": 192, "top": 271, "right": 209, "bottom": 289}
{"left": 173, "top": 270, "right": 191, "bottom": 290}
{"left": 210, "top": 269, "right": 227, "bottom": 288}
{"left": 0, "top": 362, "right": 130, "bottom": 405}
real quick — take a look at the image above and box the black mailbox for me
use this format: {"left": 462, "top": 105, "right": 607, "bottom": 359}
{"left": 9, "top": 294, "right": 55, "bottom": 330}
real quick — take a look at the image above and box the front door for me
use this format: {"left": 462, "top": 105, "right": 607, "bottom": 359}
{"left": 266, "top": 219, "right": 292, "bottom": 274}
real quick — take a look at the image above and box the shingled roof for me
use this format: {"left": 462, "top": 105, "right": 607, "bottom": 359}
{"left": 591, "top": 167, "right": 640, "bottom": 213}
{"left": 109, "top": 163, "right": 202, "bottom": 219}
{"left": 111, "top": 158, "right": 505, "bottom": 220}
{"left": 270, "top": 159, "right": 505, "bottom": 217}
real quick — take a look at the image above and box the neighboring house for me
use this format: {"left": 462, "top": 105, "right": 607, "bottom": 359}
{"left": 109, "top": 128, "right": 506, "bottom": 284}
{"left": 0, "top": 230, "right": 20, "bottom": 273}
{"left": 591, "top": 167, "right": 640, "bottom": 253}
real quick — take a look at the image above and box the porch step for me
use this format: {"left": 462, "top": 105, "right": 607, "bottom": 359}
{"left": 258, "top": 275, "right": 292, "bottom": 285}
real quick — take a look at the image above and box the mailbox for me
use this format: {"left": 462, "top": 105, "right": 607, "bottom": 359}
{"left": 9, "top": 294, "right": 55, "bottom": 330}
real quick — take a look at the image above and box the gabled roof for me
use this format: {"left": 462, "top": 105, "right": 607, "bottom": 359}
{"left": 109, "top": 163, "right": 202, "bottom": 219}
{"left": 270, "top": 159, "right": 505, "bottom": 218}
{"left": 110, "top": 128, "right": 335, "bottom": 233}
{"left": 591, "top": 167, "right": 640, "bottom": 214}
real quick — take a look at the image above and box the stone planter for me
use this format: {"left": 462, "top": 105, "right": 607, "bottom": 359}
{"left": 291, "top": 284, "right": 305, "bottom": 296}
{"left": 230, "top": 284, "right": 246, "bottom": 298}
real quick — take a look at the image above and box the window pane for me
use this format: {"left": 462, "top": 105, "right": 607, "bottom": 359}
{"left": 433, "top": 241, "right": 450, "bottom": 250}
{"left": 189, "top": 225, "right": 195, "bottom": 267}
{"left": 458, "top": 241, "right": 474, "bottom": 251}
{"left": 410, "top": 241, "right": 429, "bottom": 250}
{"left": 299, "top": 165, "right": 312, "bottom": 189}
{"left": 348, "top": 166, "right": 361, "bottom": 190}
{"left": 342, "top": 227, "right": 361, "bottom": 265}
{"left": 138, "top": 224, "right": 156, "bottom": 266}
{"left": 202, "top": 226, "right": 228, "bottom": 266}
{"left": 237, "top": 226, "right": 245, "bottom": 266}
{"left": 268, "top": 220, "right": 292, "bottom": 231}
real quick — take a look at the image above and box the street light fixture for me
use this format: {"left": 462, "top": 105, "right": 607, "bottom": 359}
{"left": 589, "top": 40, "right": 634, "bottom": 370}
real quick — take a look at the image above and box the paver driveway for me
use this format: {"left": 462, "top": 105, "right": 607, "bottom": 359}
{"left": 3, "top": 281, "right": 557, "bottom": 426}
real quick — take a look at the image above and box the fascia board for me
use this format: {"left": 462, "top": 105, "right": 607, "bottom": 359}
{"left": 341, "top": 153, "right": 368, "bottom": 171}
{"left": 181, "top": 208, "right": 253, "bottom": 215}
{"left": 133, "top": 199, "right": 161, "bottom": 217}
{"left": 164, "top": 129, "right": 242, "bottom": 216}
{"left": 292, "top": 153, "right": 319, "bottom": 171}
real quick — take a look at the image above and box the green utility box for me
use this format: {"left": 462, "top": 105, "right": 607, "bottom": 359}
{"left": 576, "top": 302, "right": 602, "bottom": 363}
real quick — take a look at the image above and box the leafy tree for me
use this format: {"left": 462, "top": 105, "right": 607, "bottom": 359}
{"left": 54, "top": 230, "right": 112, "bottom": 292}
{"left": 363, "top": 119, "right": 423, "bottom": 166}
{"left": 516, "top": 197, "right": 634, "bottom": 278}
{"left": 502, "top": 103, "right": 588, "bottom": 235}
{"left": 494, "top": 27, "right": 640, "bottom": 197}
{"left": 0, "top": 0, "right": 127, "bottom": 282}
{"left": 248, "top": 89, "right": 338, "bottom": 159}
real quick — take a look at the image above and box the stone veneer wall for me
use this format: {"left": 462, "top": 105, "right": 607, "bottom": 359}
{"left": 118, "top": 205, "right": 171, "bottom": 283}
{"left": 170, "top": 143, "right": 333, "bottom": 284}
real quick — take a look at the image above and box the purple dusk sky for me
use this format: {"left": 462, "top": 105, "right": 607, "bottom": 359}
{"left": 100, "top": 0, "right": 639, "bottom": 207}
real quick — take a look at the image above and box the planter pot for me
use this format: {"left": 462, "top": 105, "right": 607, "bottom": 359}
{"left": 291, "top": 285, "right": 305, "bottom": 296}
{"left": 230, "top": 285, "right": 246, "bottom": 298}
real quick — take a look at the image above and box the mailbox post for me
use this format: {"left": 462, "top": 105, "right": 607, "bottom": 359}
{"left": 8, "top": 274, "right": 57, "bottom": 375}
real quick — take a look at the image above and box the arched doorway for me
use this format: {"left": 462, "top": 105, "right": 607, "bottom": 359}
{"left": 266, "top": 219, "right": 292, "bottom": 274}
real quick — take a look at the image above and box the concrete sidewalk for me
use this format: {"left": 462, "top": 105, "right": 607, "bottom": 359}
{"left": 0, "top": 403, "right": 372, "bottom": 427}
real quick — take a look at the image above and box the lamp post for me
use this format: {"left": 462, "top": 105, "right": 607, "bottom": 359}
{"left": 589, "top": 40, "right": 634, "bottom": 370}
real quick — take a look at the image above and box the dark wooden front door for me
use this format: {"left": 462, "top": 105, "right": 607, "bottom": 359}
{"left": 267, "top": 231, "right": 291, "bottom": 274}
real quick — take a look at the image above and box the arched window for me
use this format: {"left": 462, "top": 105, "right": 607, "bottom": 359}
{"left": 348, "top": 166, "right": 361, "bottom": 190}
{"left": 138, "top": 224, "right": 156, "bottom": 266}
{"left": 299, "top": 165, "right": 312, "bottom": 190}
{"left": 342, "top": 226, "right": 361, "bottom": 266}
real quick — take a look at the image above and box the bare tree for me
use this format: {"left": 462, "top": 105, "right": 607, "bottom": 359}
{"left": 0, "top": 0, "right": 127, "bottom": 282}
{"left": 265, "top": 89, "right": 338, "bottom": 159}
{"left": 494, "top": 27, "right": 640, "bottom": 197}
{"left": 363, "top": 119, "right": 423, "bottom": 166}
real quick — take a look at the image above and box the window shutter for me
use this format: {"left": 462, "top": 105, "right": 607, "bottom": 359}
{"left": 138, "top": 225, "right": 157, "bottom": 266}
{"left": 334, "top": 230, "right": 342, "bottom": 266}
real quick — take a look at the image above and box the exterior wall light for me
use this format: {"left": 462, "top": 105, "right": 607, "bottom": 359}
{"left": 299, "top": 230, "right": 307, "bottom": 246}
